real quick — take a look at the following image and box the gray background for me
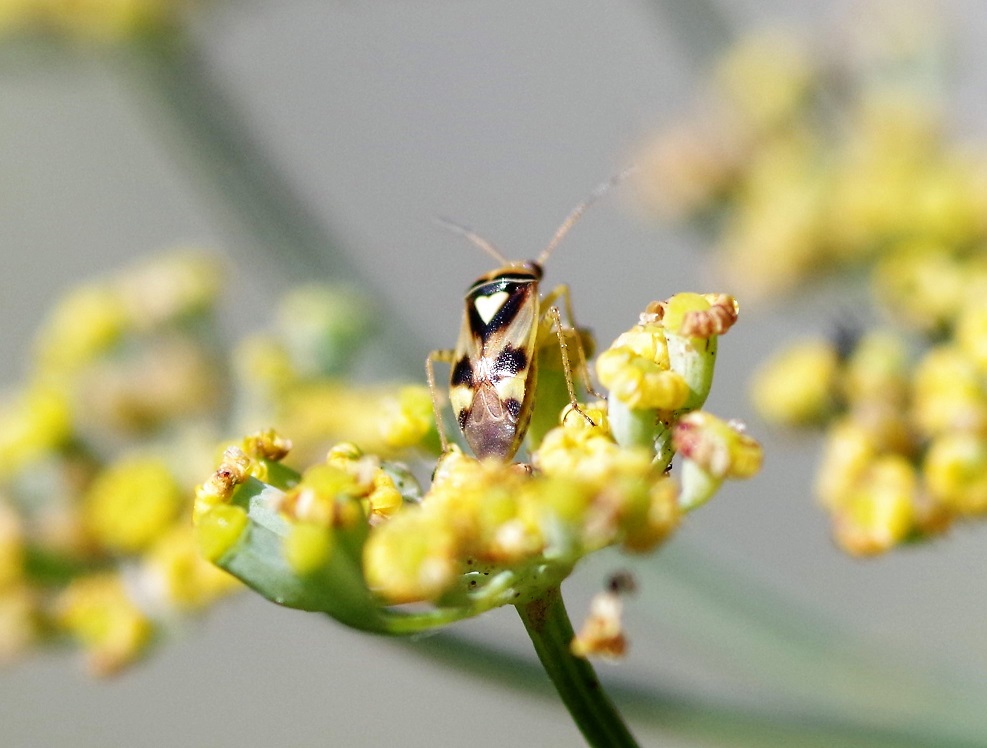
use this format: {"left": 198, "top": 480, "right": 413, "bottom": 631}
{"left": 2, "top": 1, "right": 987, "bottom": 746}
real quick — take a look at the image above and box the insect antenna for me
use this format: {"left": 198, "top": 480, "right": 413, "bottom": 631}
{"left": 434, "top": 216, "right": 510, "bottom": 265}
{"left": 536, "top": 166, "right": 638, "bottom": 266}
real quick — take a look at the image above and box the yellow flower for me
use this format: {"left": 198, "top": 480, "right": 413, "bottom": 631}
{"left": 815, "top": 418, "right": 879, "bottom": 510}
{"left": 193, "top": 446, "right": 254, "bottom": 522}
{"left": 364, "top": 504, "right": 459, "bottom": 605}
{"left": 75, "top": 336, "right": 224, "bottom": 434}
{"left": 872, "top": 242, "right": 965, "bottom": 331}
{"left": 55, "top": 573, "right": 153, "bottom": 676}
{"left": 620, "top": 474, "right": 680, "bottom": 553}
{"left": 378, "top": 385, "right": 436, "bottom": 450}
{"left": 0, "top": 502, "right": 25, "bottom": 590}
{"left": 33, "top": 283, "right": 127, "bottom": 375}
{"left": 714, "top": 133, "right": 826, "bottom": 297}
{"left": 924, "top": 432, "right": 987, "bottom": 515}
{"left": 595, "top": 347, "right": 688, "bottom": 410}
{"left": 955, "top": 301, "right": 987, "bottom": 374}
{"left": 750, "top": 339, "right": 839, "bottom": 426}
{"left": 0, "top": 585, "right": 40, "bottom": 662}
{"left": 360, "top": 418, "right": 684, "bottom": 607}
{"left": 234, "top": 335, "right": 298, "bottom": 397}
{"left": 279, "top": 445, "right": 406, "bottom": 530}
{"left": 279, "top": 463, "right": 361, "bottom": 528}
{"left": 275, "top": 383, "right": 435, "bottom": 464}
{"left": 144, "top": 525, "right": 240, "bottom": 610}
{"left": 193, "top": 279, "right": 756, "bottom": 631}
{"left": 912, "top": 346, "right": 987, "bottom": 436}
{"left": 660, "top": 292, "right": 735, "bottom": 338}
{"left": 195, "top": 504, "right": 249, "bottom": 563}
{"left": 673, "top": 412, "right": 762, "bottom": 480}
{"left": 366, "top": 469, "right": 403, "bottom": 524}
{"left": 840, "top": 332, "right": 909, "bottom": 410}
{"left": 117, "top": 249, "right": 220, "bottom": 330}
{"left": 831, "top": 455, "right": 917, "bottom": 556}
{"left": 534, "top": 415, "right": 638, "bottom": 488}
{"left": 0, "top": 383, "right": 72, "bottom": 478}
{"left": 0, "top": 0, "right": 185, "bottom": 40}
{"left": 608, "top": 325, "right": 670, "bottom": 367}
{"left": 714, "top": 27, "right": 814, "bottom": 132}
{"left": 83, "top": 455, "right": 184, "bottom": 554}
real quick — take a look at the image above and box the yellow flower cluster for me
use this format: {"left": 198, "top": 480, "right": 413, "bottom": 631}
{"left": 0, "top": 250, "right": 407, "bottom": 672}
{"left": 752, "top": 323, "right": 987, "bottom": 554}
{"left": 635, "top": 24, "right": 987, "bottom": 303}
{"left": 194, "top": 293, "right": 761, "bottom": 652}
{"left": 0, "top": 250, "right": 246, "bottom": 671}
{"left": 234, "top": 285, "right": 437, "bottom": 465}
{"left": 596, "top": 327, "right": 687, "bottom": 411}
{"left": 0, "top": 237, "right": 761, "bottom": 667}
{"left": 364, "top": 417, "right": 679, "bottom": 605}
{"left": 639, "top": 19, "right": 987, "bottom": 557}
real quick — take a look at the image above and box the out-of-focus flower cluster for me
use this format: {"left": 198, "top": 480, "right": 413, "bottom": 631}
{"left": 0, "top": 249, "right": 419, "bottom": 673}
{"left": 195, "top": 291, "right": 761, "bottom": 657}
{"left": 752, "top": 324, "right": 987, "bottom": 556}
{"left": 637, "top": 15, "right": 987, "bottom": 556}
{"left": 635, "top": 16, "right": 987, "bottom": 302}
{"left": 0, "top": 250, "right": 235, "bottom": 674}
{"left": 0, "top": 250, "right": 760, "bottom": 668}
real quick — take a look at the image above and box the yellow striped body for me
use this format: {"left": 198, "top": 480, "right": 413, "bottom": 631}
{"left": 449, "top": 263, "right": 542, "bottom": 460}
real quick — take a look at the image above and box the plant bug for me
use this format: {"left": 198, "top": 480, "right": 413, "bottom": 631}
{"left": 426, "top": 171, "right": 631, "bottom": 461}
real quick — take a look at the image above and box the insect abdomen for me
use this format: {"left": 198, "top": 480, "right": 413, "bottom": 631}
{"left": 461, "top": 383, "right": 527, "bottom": 460}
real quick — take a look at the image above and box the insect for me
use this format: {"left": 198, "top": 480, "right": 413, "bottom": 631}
{"left": 426, "top": 171, "right": 630, "bottom": 461}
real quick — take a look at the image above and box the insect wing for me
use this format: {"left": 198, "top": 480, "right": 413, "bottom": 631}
{"left": 450, "top": 273, "right": 539, "bottom": 460}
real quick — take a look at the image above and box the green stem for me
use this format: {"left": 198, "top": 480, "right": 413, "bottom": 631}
{"left": 111, "top": 30, "right": 420, "bottom": 370}
{"left": 516, "top": 587, "right": 639, "bottom": 748}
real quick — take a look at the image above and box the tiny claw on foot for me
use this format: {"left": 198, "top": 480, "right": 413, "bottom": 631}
{"left": 562, "top": 403, "right": 597, "bottom": 428}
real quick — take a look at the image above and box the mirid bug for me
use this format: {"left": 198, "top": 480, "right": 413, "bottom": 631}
{"left": 426, "top": 171, "right": 630, "bottom": 461}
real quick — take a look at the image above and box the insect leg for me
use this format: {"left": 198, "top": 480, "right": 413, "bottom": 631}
{"left": 426, "top": 349, "right": 456, "bottom": 452}
{"left": 545, "top": 305, "right": 596, "bottom": 427}
{"left": 541, "top": 284, "right": 604, "bottom": 400}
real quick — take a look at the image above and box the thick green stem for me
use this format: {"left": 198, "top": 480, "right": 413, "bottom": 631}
{"left": 516, "top": 587, "right": 639, "bottom": 748}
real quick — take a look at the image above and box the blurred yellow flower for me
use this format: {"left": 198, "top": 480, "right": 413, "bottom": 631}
{"left": 0, "top": 0, "right": 187, "bottom": 40}
{"left": 83, "top": 455, "right": 184, "bottom": 554}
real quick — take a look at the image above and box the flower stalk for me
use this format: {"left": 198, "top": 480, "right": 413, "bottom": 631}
{"left": 516, "top": 586, "right": 639, "bottom": 748}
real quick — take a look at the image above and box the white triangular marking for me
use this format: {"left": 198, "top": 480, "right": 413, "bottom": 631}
{"left": 475, "top": 291, "right": 509, "bottom": 324}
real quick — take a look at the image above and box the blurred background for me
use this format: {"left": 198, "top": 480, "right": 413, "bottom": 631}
{"left": 3, "top": 1, "right": 987, "bottom": 745}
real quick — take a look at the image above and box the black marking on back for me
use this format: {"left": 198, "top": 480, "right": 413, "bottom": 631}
{"left": 505, "top": 398, "right": 522, "bottom": 419}
{"left": 467, "top": 276, "right": 535, "bottom": 342}
{"left": 494, "top": 345, "right": 528, "bottom": 379}
{"left": 457, "top": 408, "right": 469, "bottom": 429}
{"left": 450, "top": 355, "right": 474, "bottom": 388}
